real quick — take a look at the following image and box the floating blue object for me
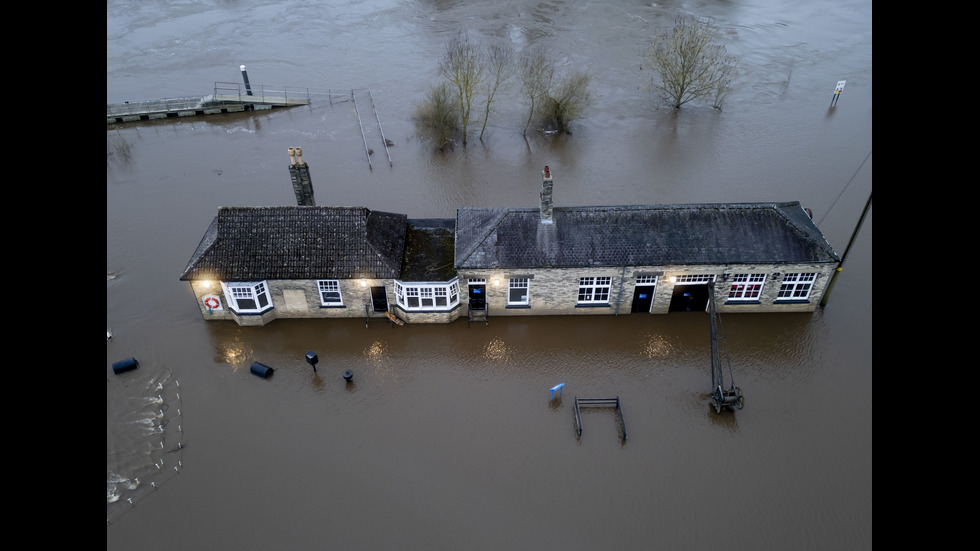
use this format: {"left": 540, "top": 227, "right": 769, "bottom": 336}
{"left": 550, "top": 383, "right": 565, "bottom": 399}
{"left": 250, "top": 362, "right": 274, "bottom": 379}
{"left": 112, "top": 357, "right": 139, "bottom": 375}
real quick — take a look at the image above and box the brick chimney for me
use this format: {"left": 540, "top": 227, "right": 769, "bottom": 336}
{"left": 540, "top": 165, "right": 553, "bottom": 224}
{"left": 288, "top": 147, "right": 316, "bottom": 206}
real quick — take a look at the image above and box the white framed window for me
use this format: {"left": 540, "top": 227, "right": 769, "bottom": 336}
{"left": 395, "top": 279, "right": 461, "bottom": 311}
{"left": 672, "top": 274, "right": 715, "bottom": 284}
{"left": 728, "top": 274, "right": 766, "bottom": 301}
{"left": 508, "top": 278, "right": 529, "bottom": 305}
{"left": 223, "top": 281, "right": 272, "bottom": 313}
{"left": 578, "top": 277, "right": 611, "bottom": 304}
{"left": 449, "top": 281, "right": 459, "bottom": 305}
{"left": 777, "top": 273, "right": 816, "bottom": 300}
{"left": 317, "top": 280, "right": 343, "bottom": 306}
{"left": 635, "top": 275, "right": 658, "bottom": 284}
{"left": 419, "top": 287, "right": 434, "bottom": 308}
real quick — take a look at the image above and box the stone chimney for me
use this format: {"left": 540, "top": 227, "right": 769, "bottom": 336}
{"left": 540, "top": 165, "right": 553, "bottom": 224}
{"left": 288, "top": 147, "right": 316, "bottom": 206}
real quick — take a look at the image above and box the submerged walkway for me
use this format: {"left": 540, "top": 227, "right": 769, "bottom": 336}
{"left": 107, "top": 82, "right": 310, "bottom": 124}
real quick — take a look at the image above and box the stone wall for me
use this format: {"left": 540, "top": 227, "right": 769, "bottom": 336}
{"left": 188, "top": 278, "right": 393, "bottom": 326}
{"left": 459, "top": 261, "right": 837, "bottom": 317}
{"left": 187, "top": 260, "right": 836, "bottom": 325}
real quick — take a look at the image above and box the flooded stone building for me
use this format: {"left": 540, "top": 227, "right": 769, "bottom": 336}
{"left": 180, "top": 168, "right": 839, "bottom": 326}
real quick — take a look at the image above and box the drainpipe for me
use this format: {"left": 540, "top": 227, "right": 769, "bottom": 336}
{"left": 615, "top": 266, "right": 626, "bottom": 315}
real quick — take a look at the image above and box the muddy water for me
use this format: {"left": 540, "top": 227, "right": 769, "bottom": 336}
{"left": 107, "top": 1, "right": 872, "bottom": 549}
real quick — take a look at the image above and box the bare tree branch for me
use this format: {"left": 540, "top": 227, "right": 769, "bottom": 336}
{"left": 519, "top": 50, "right": 554, "bottom": 137}
{"left": 479, "top": 43, "right": 515, "bottom": 141}
{"left": 646, "top": 16, "right": 739, "bottom": 109}
{"left": 440, "top": 31, "right": 486, "bottom": 145}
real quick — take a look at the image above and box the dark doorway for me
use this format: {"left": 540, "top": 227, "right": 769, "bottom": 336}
{"left": 468, "top": 285, "right": 486, "bottom": 312}
{"left": 669, "top": 284, "right": 710, "bottom": 312}
{"left": 631, "top": 285, "right": 655, "bottom": 313}
{"left": 371, "top": 287, "right": 389, "bottom": 312}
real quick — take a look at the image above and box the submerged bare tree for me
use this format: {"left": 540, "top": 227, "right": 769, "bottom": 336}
{"left": 645, "top": 16, "right": 739, "bottom": 109}
{"left": 541, "top": 71, "right": 593, "bottom": 134}
{"left": 478, "top": 43, "right": 515, "bottom": 141}
{"left": 518, "top": 50, "right": 554, "bottom": 136}
{"left": 440, "top": 32, "right": 486, "bottom": 145}
{"left": 413, "top": 83, "right": 459, "bottom": 151}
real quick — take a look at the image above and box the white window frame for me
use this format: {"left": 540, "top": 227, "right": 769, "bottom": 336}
{"left": 672, "top": 274, "right": 715, "bottom": 284}
{"left": 222, "top": 281, "right": 273, "bottom": 314}
{"left": 508, "top": 278, "right": 529, "bottom": 305}
{"left": 317, "top": 280, "right": 344, "bottom": 307}
{"left": 728, "top": 273, "right": 766, "bottom": 301}
{"left": 578, "top": 276, "right": 612, "bottom": 304}
{"left": 394, "top": 279, "right": 460, "bottom": 311}
{"left": 777, "top": 272, "right": 816, "bottom": 301}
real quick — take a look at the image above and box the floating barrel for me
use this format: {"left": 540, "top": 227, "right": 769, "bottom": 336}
{"left": 112, "top": 357, "right": 139, "bottom": 375}
{"left": 343, "top": 369, "right": 353, "bottom": 382}
{"left": 250, "top": 362, "right": 275, "bottom": 379}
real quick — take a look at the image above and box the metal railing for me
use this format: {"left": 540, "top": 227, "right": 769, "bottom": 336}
{"left": 107, "top": 96, "right": 210, "bottom": 117}
{"left": 211, "top": 82, "right": 312, "bottom": 104}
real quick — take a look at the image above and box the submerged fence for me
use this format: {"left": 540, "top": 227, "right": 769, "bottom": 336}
{"left": 107, "top": 376, "right": 185, "bottom": 525}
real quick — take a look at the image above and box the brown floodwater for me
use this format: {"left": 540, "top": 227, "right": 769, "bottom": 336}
{"left": 107, "top": 1, "right": 872, "bottom": 549}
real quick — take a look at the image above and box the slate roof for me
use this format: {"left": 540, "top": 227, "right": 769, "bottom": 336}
{"left": 179, "top": 206, "right": 407, "bottom": 281}
{"left": 454, "top": 202, "right": 839, "bottom": 270}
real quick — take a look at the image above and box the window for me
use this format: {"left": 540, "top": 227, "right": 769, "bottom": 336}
{"left": 449, "top": 281, "right": 459, "bottom": 304}
{"left": 777, "top": 273, "right": 816, "bottom": 300}
{"left": 419, "top": 287, "right": 434, "bottom": 308}
{"left": 578, "top": 277, "right": 611, "bottom": 304}
{"left": 405, "top": 286, "right": 420, "bottom": 307}
{"left": 223, "top": 281, "right": 272, "bottom": 313}
{"left": 672, "top": 274, "right": 715, "bottom": 284}
{"left": 394, "top": 279, "right": 460, "bottom": 311}
{"left": 728, "top": 274, "right": 766, "bottom": 301}
{"left": 508, "top": 278, "right": 529, "bottom": 305}
{"left": 317, "top": 280, "right": 343, "bottom": 306}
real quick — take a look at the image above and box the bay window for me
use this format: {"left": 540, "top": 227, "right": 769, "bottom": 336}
{"left": 223, "top": 281, "right": 272, "bottom": 313}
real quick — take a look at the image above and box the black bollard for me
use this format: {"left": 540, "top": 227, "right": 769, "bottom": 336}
{"left": 112, "top": 357, "right": 139, "bottom": 375}
{"left": 250, "top": 362, "right": 274, "bottom": 379}
{"left": 343, "top": 369, "right": 353, "bottom": 382}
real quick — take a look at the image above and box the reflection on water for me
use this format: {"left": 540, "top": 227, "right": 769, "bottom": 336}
{"left": 641, "top": 332, "right": 674, "bottom": 359}
{"left": 483, "top": 337, "right": 513, "bottom": 363}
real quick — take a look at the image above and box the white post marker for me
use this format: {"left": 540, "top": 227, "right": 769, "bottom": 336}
{"left": 831, "top": 80, "right": 846, "bottom": 107}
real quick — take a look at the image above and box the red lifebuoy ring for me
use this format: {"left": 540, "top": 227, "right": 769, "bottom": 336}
{"left": 204, "top": 297, "right": 220, "bottom": 309}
